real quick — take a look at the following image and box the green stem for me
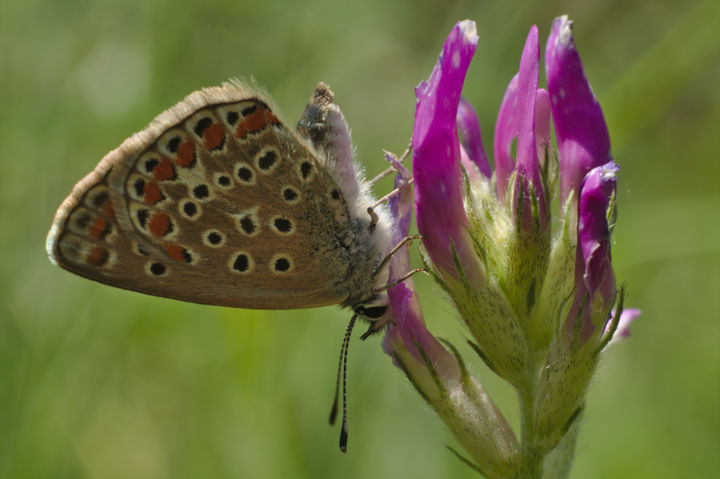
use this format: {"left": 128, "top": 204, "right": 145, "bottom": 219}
{"left": 518, "top": 355, "right": 543, "bottom": 479}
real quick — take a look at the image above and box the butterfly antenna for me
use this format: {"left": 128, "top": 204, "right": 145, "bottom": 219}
{"left": 329, "top": 314, "right": 358, "bottom": 453}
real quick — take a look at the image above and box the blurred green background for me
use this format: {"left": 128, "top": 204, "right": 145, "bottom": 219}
{"left": 1, "top": 0, "right": 718, "bottom": 477}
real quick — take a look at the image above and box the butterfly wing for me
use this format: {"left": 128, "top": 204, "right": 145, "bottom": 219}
{"left": 47, "top": 82, "right": 358, "bottom": 309}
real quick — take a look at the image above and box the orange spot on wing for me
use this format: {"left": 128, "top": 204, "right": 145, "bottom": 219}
{"left": 176, "top": 140, "right": 195, "bottom": 167}
{"left": 87, "top": 246, "right": 109, "bottom": 266}
{"left": 104, "top": 201, "right": 115, "bottom": 218}
{"left": 235, "top": 109, "right": 266, "bottom": 138}
{"left": 203, "top": 123, "right": 225, "bottom": 150}
{"left": 89, "top": 217, "right": 108, "bottom": 239}
{"left": 264, "top": 109, "right": 279, "bottom": 125}
{"left": 144, "top": 181, "right": 163, "bottom": 205}
{"left": 148, "top": 213, "right": 171, "bottom": 238}
{"left": 165, "top": 244, "right": 190, "bottom": 263}
{"left": 153, "top": 157, "right": 176, "bottom": 181}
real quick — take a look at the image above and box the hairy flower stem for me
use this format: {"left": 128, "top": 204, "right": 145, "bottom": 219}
{"left": 518, "top": 353, "right": 544, "bottom": 479}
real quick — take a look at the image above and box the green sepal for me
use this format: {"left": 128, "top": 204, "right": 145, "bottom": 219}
{"left": 449, "top": 237, "right": 473, "bottom": 294}
{"left": 447, "top": 445, "right": 491, "bottom": 478}
{"left": 419, "top": 247, "right": 451, "bottom": 295}
{"left": 596, "top": 284, "right": 626, "bottom": 354}
{"left": 392, "top": 352, "right": 432, "bottom": 405}
{"left": 413, "top": 338, "right": 447, "bottom": 398}
{"left": 467, "top": 339, "right": 501, "bottom": 378}
{"left": 439, "top": 338, "right": 470, "bottom": 383}
{"left": 606, "top": 187, "right": 617, "bottom": 235}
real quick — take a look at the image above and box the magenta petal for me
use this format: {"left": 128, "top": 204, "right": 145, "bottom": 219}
{"left": 493, "top": 74, "right": 519, "bottom": 200}
{"left": 534, "top": 88, "right": 551, "bottom": 165}
{"left": 512, "top": 25, "right": 547, "bottom": 230}
{"left": 614, "top": 308, "right": 641, "bottom": 339}
{"left": 457, "top": 97, "right": 491, "bottom": 178}
{"left": 383, "top": 159, "right": 456, "bottom": 372}
{"left": 459, "top": 144, "right": 482, "bottom": 182}
{"left": 606, "top": 308, "right": 641, "bottom": 345}
{"left": 382, "top": 282, "right": 450, "bottom": 367}
{"left": 413, "top": 20, "right": 481, "bottom": 284}
{"left": 515, "top": 26, "right": 540, "bottom": 183}
{"left": 565, "top": 162, "right": 618, "bottom": 343}
{"left": 546, "top": 15, "right": 612, "bottom": 205}
{"left": 578, "top": 162, "right": 617, "bottom": 300}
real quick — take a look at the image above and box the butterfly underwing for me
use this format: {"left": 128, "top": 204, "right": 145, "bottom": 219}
{"left": 46, "top": 80, "right": 395, "bottom": 325}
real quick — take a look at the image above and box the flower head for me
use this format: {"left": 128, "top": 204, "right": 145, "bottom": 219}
{"left": 386, "top": 16, "right": 639, "bottom": 476}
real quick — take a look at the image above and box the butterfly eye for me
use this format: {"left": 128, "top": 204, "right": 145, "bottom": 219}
{"left": 355, "top": 305, "right": 388, "bottom": 319}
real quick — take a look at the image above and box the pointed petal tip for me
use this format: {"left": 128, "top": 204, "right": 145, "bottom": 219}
{"left": 458, "top": 19, "right": 478, "bottom": 44}
{"left": 414, "top": 80, "right": 429, "bottom": 99}
{"left": 528, "top": 24, "right": 539, "bottom": 39}
{"left": 552, "top": 15, "right": 574, "bottom": 48}
{"left": 592, "top": 161, "right": 620, "bottom": 184}
{"left": 521, "top": 25, "right": 540, "bottom": 63}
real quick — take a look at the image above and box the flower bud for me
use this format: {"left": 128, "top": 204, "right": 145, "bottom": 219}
{"left": 565, "top": 162, "right": 618, "bottom": 345}
{"left": 546, "top": 15, "right": 612, "bottom": 206}
{"left": 511, "top": 25, "right": 548, "bottom": 234}
{"left": 536, "top": 162, "right": 620, "bottom": 450}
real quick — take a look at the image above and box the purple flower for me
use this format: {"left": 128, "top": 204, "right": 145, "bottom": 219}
{"left": 382, "top": 153, "right": 458, "bottom": 376}
{"left": 565, "top": 162, "right": 618, "bottom": 343}
{"left": 388, "top": 16, "right": 640, "bottom": 474}
{"left": 546, "top": 15, "right": 612, "bottom": 205}
{"left": 412, "top": 20, "right": 485, "bottom": 287}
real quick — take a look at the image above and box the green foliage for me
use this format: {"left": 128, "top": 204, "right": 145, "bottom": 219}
{"left": 1, "top": 0, "right": 718, "bottom": 477}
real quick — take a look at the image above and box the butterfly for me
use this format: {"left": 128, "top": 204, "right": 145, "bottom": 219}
{"left": 46, "top": 80, "right": 410, "bottom": 452}
{"left": 46, "top": 80, "right": 397, "bottom": 330}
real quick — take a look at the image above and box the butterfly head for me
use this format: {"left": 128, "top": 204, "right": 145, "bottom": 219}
{"left": 354, "top": 295, "right": 389, "bottom": 319}
{"left": 351, "top": 294, "right": 392, "bottom": 340}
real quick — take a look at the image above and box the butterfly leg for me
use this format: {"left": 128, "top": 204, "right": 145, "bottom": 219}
{"left": 367, "top": 147, "right": 413, "bottom": 229}
{"left": 371, "top": 234, "right": 420, "bottom": 279}
{"left": 367, "top": 176, "right": 414, "bottom": 217}
{"left": 373, "top": 267, "right": 426, "bottom": 294}
{"left": 367, "top": 143, "right": 412, "bottom": 186}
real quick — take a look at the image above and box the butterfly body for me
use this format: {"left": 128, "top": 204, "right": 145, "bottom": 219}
{"left": 47, "top": 81, "right": 393, "bottom": 316}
